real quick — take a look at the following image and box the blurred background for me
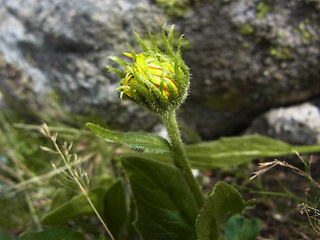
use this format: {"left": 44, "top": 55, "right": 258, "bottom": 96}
{"left": 0, "top": 0, "right": 319, "bottom": 142}
{"left": 0, "top": 0, "right": 320, "bottom": 238}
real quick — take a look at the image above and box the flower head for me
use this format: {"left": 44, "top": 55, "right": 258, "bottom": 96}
{"left": 107, "top": 24, "right": 190, "bottom": 115}
{"left": 122, "top": 52, "right": 178, "bottom": 99}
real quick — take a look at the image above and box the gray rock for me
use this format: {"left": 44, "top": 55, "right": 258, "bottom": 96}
{"left": 176, "top": 0, "right": 320, "bottom": 139}
{"left": 245, "top": 102, "right": 320, "bottom": 144}
{"left": 0, "top": 0, "right": 166, "bottom": 130}
{"left": 0, "top": 0, "right": 320, "bottom": 142}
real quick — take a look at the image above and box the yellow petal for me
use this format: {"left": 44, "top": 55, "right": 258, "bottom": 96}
{"left": 123, "top": 52, "right": 133, "bottom": 58}
{"left": 135, "top": 54, "right": 147, "bottom": 75}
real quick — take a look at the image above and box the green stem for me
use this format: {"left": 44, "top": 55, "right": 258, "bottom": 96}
{"left": 161, "top": 110, "right": 204, "bottom": 209}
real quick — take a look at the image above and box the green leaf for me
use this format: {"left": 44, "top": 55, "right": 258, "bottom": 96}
{"left": 42, "top": 180, "right": 127, "bottom": 239}
{"left": 225, "top": 215, "right": 260, "bottom": 240}
{"left": 122, "top": 155, "right": 199, "bottom": 240}
{"left": 134, "top": 31, "right": 148, "bottom": 52}
{"left": 19, "top": 228, "right": 84, "bottom": 240}
{"left": 196, "top": 182, "right": 250, "bottom": 240}
{"left": 122, "top": 151, "right": 173, "bottom": 165}
{"left": 123, "top": 134, "right": 320, "bottom": 168}
{"left": 186, "top": 134, "right": 320, "bottom": 169}
{"left": 41, "top": 187, "right": 107, "bottom": 226}
{"left": 103, "top": 180, "right": 127, "bottom": 239}
{"left": 106, "top": 66, "right": 125, "bottom": 78}
{"left": 86, "top": 123, "right": 171, "bottom": 153}
{"left": 90, "top": 174, "right": 114, "bottom": 190}
{"left": 108, "top": 56, "right": 127, "bottom": 67}
{"left": 49, "top": 188, "right": 75, "bottom": 211}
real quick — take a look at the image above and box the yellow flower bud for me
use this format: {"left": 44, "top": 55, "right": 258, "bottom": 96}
{"left": 122, "top": 53, "right": 178, "bottom": 99}
{"left": 108, "top": 25, "right": 190, "bottom": 115}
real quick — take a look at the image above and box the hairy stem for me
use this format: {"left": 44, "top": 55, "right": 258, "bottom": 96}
{"left": 161, "top": 110, "right": 204, "bottom": 209}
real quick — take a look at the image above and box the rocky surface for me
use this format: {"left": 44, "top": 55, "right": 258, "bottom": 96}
{"left": 0, "top": 0, "right": 166, "bottom": 129}
{"left": 245, "top": 101, "right": 320, "bottom": 144}
{"left": 177, "top": 0, "right": 320, "bottom": 139}
{"left": 0, "top": 0, "right": 319, "bottom": 141}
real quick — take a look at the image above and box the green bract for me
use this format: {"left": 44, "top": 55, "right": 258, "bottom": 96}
{"left": 107, "top": 24, "right": 190, "bottom": 115}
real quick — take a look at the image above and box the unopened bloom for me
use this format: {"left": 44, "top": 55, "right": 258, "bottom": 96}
{"left": 108, "top": 25, "right": 189, "bottom": 115}
{"left": 122, "top": 52, "right": 178, "bottom": 99}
